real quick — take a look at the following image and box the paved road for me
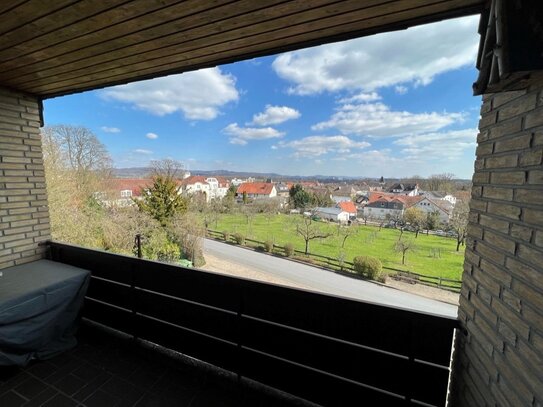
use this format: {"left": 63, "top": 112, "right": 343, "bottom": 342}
{"left": 203, "top": 239, "right": 458, "bottom": 318}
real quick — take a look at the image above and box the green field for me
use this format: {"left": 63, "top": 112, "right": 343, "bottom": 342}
{"left": 210, "top": 214, "right": 465, "bottom": 280}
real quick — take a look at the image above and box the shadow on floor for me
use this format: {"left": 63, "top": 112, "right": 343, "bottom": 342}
{"left": 0, "top": 322, "right": 317, "bottom": 407}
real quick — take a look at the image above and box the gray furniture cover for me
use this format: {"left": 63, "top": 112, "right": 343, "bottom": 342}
{"left": 0, "top": 259, "right": 90, "bottom": 366}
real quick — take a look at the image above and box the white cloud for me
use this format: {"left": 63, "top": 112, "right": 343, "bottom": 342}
{"left": 223, "top": 123, "right": 285, "bottom": 145}
{"left": 272, "top": 16, "right": 478, "bottom": 95}
{"left": 102, "top": 67, "right": 239, "bottom": 120}
{"left": 394, "top": 128, "right": 477, "bottom": 160}
{"left": 394, "top": 85, "right": 408, "bottom": 95}
{"left": 134, "top": 149, "right": 153, "bottom": 155}
{"left": 277, "top": 135, "right": 370, "bottom": 158}
{"left": 146, "top": 132, "right": 158, "bottom": 140}
{"left": 101, "top": 126, "right": 120, "bottom": 133}
{"left": 250, "top": 105, "right": 301, "bottom": 126}
{"left": 312, "top": 102, "right": 463, "bottom": 137}
{"left": 338, "top": 92, "right": 381, "bottom": 104}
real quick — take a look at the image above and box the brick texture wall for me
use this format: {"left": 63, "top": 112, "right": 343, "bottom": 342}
{"left": 0, "top": 87, "right": 50, "bottom": 269}
{"left": 452, "top": 76, "right": 543, "bottom": 406}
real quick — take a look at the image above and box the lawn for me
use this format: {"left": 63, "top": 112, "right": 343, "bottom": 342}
{"left": 209, "top": 213, "right": 465, "bottom": 280}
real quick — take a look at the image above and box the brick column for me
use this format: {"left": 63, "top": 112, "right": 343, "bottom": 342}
{"left": 451, "top": 75, "right": 543, "bottom": 406}
{"left": 0, "top": 87, "right": 51, "bottom": 268}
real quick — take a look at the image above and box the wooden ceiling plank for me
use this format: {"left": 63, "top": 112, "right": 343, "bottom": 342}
{"left": 0, "top": 0, "right": 190, "bottom": 61}
{"left": 30, "top": 0, "right": 482, "bottom": 97}
{"left": 0, "top": 0, "right": 78, "bottom": 36}
{"left": 10, "top": 0, "right": 379, "bottom": 87}
{"left": 0, "top": 1, "right": 146, "bottom": 55}
{"left": 0, "top": 1, "right": 29, "bottom": 16}
{"left": 0, "top": 0, "right": 272, "bottom": 78}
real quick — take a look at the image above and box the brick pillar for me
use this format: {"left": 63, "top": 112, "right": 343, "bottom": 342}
{"left": 451, "top": 75, "right": 543, "bottom": 406}
{"left": 0, "top": 87, "right": 51, "bottom": 268}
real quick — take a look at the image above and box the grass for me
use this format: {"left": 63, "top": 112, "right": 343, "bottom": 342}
{"left": 209, "top": 213, "right": 465, "bottom": 280}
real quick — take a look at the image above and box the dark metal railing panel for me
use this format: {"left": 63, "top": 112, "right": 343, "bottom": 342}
{"left": 86, "top": 277, "right": 132, "bottom": 310}
{"left": 241, "top": 316, "right": 410, "bottom": 395}
{"left": 135, "top": 289, "right": 240, "bottom": 344}
{"left": 134, "top": 314, "right": 239, "bottom": 374}
{"left": 134, "top": 262, "right": 242, "bottom": 312}
{"left": 49, "top": 243, "right": 134, "bottom": 284}
{"left": 239, "top": 348, "right": 407, "bottom": 406}
{"left": 48, "top": 241, "right": 458, "bottom": 407}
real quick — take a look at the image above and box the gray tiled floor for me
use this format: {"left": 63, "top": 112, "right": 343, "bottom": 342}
{"left": 0, "top": 324, "right": 311, "bottom": 407}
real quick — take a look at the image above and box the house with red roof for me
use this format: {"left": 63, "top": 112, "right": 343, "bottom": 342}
{"left": 337, "top": 201, "right": 357, "bottom": 215}
{"left": 96, "top": 178, "right": 152, "bottom": 207}
{"left": 236, "top": 182, "right": 277, "bottom": 200}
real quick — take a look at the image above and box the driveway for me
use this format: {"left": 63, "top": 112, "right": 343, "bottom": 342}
{"left": 203, "top": 239, "right": 458, "bottom": 318}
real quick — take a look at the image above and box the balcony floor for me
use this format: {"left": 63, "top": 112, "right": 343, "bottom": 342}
{"left": 0, "top": 323, "right": 314, "bottom": 407}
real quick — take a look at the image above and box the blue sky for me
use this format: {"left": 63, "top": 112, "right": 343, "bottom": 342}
{"left": 43, "top": 15, "right": 482, "bottom": 179}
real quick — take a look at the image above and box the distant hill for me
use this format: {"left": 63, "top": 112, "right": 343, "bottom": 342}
{"left": 112, "top": 167, "right": 471, "bottom": 185}
{"left": 112, "top": 167, "right": 372, "bottom": 182}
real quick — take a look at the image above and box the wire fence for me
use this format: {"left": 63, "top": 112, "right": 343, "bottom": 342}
{"left": 206, "top": 229, "right": 462, "bottom": 293}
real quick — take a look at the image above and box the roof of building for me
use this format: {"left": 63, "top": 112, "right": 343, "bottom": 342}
{"left": 368, "top": 192, "right": 423, "bottom": 207}
{"left": 388, "top": 183, "right": 419, "bottom": 192}
{"left": 111, "top": 178, "right": 152, "bottom": 197}
{"left": 179, "top": 175, "right": 209, "bottom": 186}
{"left": 179, "top": 175, "right": 229, "bottom": 188}
{"left": 338, "top": 201, "right": 357, "bottom": 214}
{"left": 315, "top": 207, "right": 344, "bottom": 216}
{"left": 237, "top": 182, "right": 275, "bottom": 195}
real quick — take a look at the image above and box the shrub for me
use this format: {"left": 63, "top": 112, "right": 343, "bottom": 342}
{"left": 233, "top": 233, "right": 245, "bottom": 245}
{"left": 353, "top": 256, "right": 383, "bottom": 280}
{"left": 284, "top": 242, "right": 294, "bottom": 257}
{"left": 264, "top": 240, "right": 274, "bottom": 253}
{"left": 223, "top": 231, "right": 230, "bottom": 242}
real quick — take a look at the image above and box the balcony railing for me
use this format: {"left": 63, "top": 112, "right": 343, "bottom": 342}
{"left": 46, "top": 241, "right": 459, "bottom": 407}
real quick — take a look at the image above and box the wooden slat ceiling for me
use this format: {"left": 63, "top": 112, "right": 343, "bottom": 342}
{"left": 0, "top": 0, "right": 485, "bottom": 99}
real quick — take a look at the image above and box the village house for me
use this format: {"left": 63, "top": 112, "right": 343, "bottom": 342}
{"left": 387, "top": 183, "right": 419, "bottom": 196}
{"left": 411, "top": 196, "right": 453, "bottom": 223}
{"left": 236, "top": 182, "right": 277, "bottom": 200}
{"left": 313, "top": 207, "right": 350, "bottom": 223}
{"left": 330, "top": 185, "right": 356, "bottom": 203}
{"left": 179, "top": 175, "right": 230, "bottom": 202}
{"left": 97, "top": 178, "right": 151, "bottom": 207}
{"left": 363, "top": 192, "right": 453, "bottom": 223}
{"left": 274, "top": 182, "right": 292, "bottom": 197}
{"left": 337, "top": 201, "right": 357, "bottom": 220}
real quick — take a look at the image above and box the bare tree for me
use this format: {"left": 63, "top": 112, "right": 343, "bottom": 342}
{"left": 150, "top": 158, "right": 186, "bottom": 179}
{"left": 338, "top": 225, "right": 358, "bottom": 248}
{"left": 394, "top": 239, "right": 417, "bottom": 265}
{"left": 427, "top": 173, "right": 455, "bottom": 192}
{"left": 449, "top": 199, "right": 470, "bottom": 251}
{"left": 296, "top": 217, "right": 332, "bottom": 255}
{"left": 404, "top": 207, "right": 426, "bottom": 238}
{"left": 170, "top": 212, "right": 206, "bottom": 266}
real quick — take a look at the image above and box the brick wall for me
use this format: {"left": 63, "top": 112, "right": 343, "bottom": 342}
{"left": 0, "top": 87, "right": 50, "bottom": 269}
{"left": 452, "top": 76, "right": 543, "bottom": 406}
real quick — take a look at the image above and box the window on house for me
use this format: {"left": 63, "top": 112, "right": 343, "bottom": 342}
{"left": 120, "top": 190, "right": 132, "bottom": 198}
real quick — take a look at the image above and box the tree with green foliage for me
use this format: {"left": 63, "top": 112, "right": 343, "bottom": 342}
{"left": 289, "top": 184, "right": 313, "bottom": 209}
{"left": 135, "top": 175, "right": 187, "bottom": 226}
{"left": 135, "top": 159, "right": 187, "bottom": 226}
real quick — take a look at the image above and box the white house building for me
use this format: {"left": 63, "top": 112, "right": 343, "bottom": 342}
{"left": 314, "top": 207, "right": 350, "bottom": 223}
{"left": 179, "top": 175, "right": 230, "bottom": 202}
